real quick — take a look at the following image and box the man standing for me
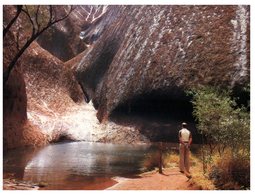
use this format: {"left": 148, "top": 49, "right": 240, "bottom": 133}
{"left": 179, "top": 122, "right": 192, "bottom": 175}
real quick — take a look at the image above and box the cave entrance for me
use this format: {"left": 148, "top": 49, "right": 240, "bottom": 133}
{"left": 110, "top": 89, "right": 201, "bottom": 143}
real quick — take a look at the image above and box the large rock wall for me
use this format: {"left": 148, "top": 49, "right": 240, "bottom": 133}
{"left": 37, "top": 5, "right": 109, "bottom": 61}
{"left": 3, "top": 32, "right": 47, "bottom": 150}
{"left": 21, "top": 41, "right": 89, "bottom": 142}
{"left": 3, "top": 5, "right": 128, "bottom": 148}
{"left": 75, "top": 5, "right": 250, "bottom": 122}
{"left": 3, "top": 6, "right": 87, "bottom": 149}
{"left": 3, "top": 5, "right": 250, "bottom": 146}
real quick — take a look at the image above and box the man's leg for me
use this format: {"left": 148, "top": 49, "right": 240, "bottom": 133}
{"left": 184, "top": 147, "right": 190, "bottom": 173}
{"left": 179, "top": 144, "right": 185, "bottom": 172}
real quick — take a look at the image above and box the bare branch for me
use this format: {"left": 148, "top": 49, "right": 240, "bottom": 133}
{"left": 3, "top": 5, "right": 22, "bottom": 38}
{"left": 35, "top": 5, "right": 40, "bottom": 30}
{"left": 50, "top": 6, "right": 75, "bottom": 25}
{"left": 53, "top": 6, "right": 58, "bottom": 21}
{"left": 4, "top": 5, "right": 75, "bottom": 85}
{"left": 39, "top": 5, "right": 74, "bottom": 35}
{"left": 22, "top": 5, "right": 36, "bottom": 35}
{"left": 4, "top": 35, "right": 36, "bottom": 85}
{"left": 48, "top": 6, "right": 53, "bottom": 25}
{"left": 15, "top": 31, "right": 21, "bottom": 50}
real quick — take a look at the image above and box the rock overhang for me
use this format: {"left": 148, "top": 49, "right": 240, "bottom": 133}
{"left": 74, "top": 5, "right": 250, "bottom": 122}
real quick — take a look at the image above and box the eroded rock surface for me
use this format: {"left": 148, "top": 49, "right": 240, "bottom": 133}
{"left": 3, "top": 5, "right": 250, "bottom": 148}
{"left": 3, "top": 5, "right": 112, "bottom": 149}
{"left": 37, "top": 5, "right": 109, "bottom": 61}
{"left": 3, "top": 32, "right": 47, "bottom": 150}
{"left": 75, "top": 5, "right": 250, "bottom": 122}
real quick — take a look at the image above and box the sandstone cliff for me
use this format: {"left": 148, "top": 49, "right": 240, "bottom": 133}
{"left": 3, "top": 5, "right": 130, "bottom": 150}
{"left": 3, "top": 5, "right": 250, "bottom": 148}
{"left": 3, "top": 5, "right": 86, "bottom": 149}
{"left": 3, "top": 32, "right": 47, "bottom": 150}
{"left": 75, "top": 5, "right": 250, "bottom": 122}
{"left": 37, "top": 5, "right": 109, "bottom": 61}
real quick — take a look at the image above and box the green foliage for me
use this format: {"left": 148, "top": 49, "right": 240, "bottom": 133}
{"left": 243, "top": 83, "right": 250, "bottom": 93}
{"left": 189, "top": 86, "right": 250, "bottom": 156}
{"left": 188, "top": 86, "right": 250, "bottom": 189}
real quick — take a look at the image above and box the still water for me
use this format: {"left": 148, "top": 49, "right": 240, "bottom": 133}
{"left": 4, "top": 142, "right": 169, "bottom": 190}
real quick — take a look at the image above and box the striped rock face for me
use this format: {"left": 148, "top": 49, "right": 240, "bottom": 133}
{"left": 37, "top": 5, "right": 109, "bottom": 61}
{"left": 75, "top": 5, "right": 250, "bottom": 122}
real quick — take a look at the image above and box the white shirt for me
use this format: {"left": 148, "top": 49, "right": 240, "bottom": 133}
{"left": 179, "top": 128, "right": 191, "bottom": 142}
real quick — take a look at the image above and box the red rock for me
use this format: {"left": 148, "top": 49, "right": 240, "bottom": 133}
{"left": 75, "top": 5, "right": 250, "bottom": 122}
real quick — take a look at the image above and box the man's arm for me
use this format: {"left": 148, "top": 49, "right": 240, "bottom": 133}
{"left": 188, "top": 133, "right": 192, "bottom": 146}
{"left": 179, "top": 131, "right": 184, "bottom": 145}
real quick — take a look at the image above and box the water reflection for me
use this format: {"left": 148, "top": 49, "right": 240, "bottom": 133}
{"left": 3, "top": 147, "right": 41, "bottom": 179}
{"left": 4, "top": 142, "right": 153, "bottom": 190}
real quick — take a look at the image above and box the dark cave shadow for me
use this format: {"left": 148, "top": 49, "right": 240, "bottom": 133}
{"left": 110, "top": 111, "right": 202, "bottom": 144}
{"left": 109, "top": 90, "right": 203, "bottom": 144}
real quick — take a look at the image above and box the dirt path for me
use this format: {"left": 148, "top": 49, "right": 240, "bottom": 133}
{"left": 107, "top": 167, "right": 199, "bottom": 190}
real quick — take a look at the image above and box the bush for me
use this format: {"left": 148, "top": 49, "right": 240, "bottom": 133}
{"left": 188, "top": 86, "right": 250, "bottom": 189}
{"left": 189, "top": 87, "right": 249, "bottom": 155}
{"left": 209, "top": 153, "right": 250, "bottom": 189}
{"left": 141, "top": 151, "right": 179, "bottom": 171}
{"left": 163, "top": 152, "right": 179, "bottom": 167}
{"left": 141, "top": 151, "right": 161, "bottom": 171}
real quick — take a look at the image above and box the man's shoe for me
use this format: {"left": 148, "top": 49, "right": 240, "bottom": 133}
{"left": 186, "top": 175, "right": 192, "bottom": 179}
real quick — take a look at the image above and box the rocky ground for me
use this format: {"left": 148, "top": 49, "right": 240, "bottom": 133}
{"left": 3, "top": 179, "right": 40, "bottom": 190}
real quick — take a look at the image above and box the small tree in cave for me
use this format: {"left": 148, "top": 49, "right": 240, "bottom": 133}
{"left": 3, "top": 5, "right": 75, "bottom": 85}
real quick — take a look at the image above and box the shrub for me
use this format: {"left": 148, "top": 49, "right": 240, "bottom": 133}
{"left": 189, "top": 87, "right": 249, "bottom": 155}
{"left": 141, "top": 151, "right": 179, "bottom": 171}
{"left": 188, "top": 86, "right": 250, "bottom": 189}
{"left": 141, "top": 151, "right": 161, "bottom": 171}
{"left": 209, "top": 152, "right": 250, "bottom": 189}
{"left": 163, "top": 152, "right": 179, "bottom": 168}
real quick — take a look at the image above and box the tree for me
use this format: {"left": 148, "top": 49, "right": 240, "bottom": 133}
{"left": 189, "top": 86, "right": 250, "bottom": 187}
{"left": 3, "top": 5, "right": 75, "bottom": 85}
{"left": 189, "top": 86, "right": 250, "bottom": 156}
{"left": 3, "top": 5, "right": 22, "bottom": 38}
